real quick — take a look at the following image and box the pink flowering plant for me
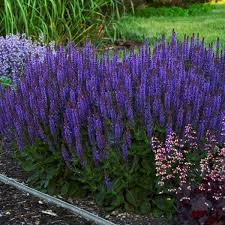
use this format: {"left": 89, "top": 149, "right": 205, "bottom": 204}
{"left": 152, "top": 121, "right": 225, "bottom": 224}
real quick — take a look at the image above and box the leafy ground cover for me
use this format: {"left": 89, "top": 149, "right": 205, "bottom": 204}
{"left": 116, "top": 2, "right": 225, "bottom": 47}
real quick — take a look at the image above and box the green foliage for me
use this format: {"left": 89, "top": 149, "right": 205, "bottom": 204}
{"left": 148, "top": 0, "right": 211, "bottom": 7}
{"left": 134, "top": 4, "right": 214, "bottom": 17}
{"left": 0, "top": 76, "right": 12, "bottom": 89}
{"left": 14, "top": 142, "right": 88, "bottom": 197}
{"left": 15, "top": 127, "right": 176, "bottom": 217}
{"left": 0, "top": 0, "right": 129, "bottom": 45}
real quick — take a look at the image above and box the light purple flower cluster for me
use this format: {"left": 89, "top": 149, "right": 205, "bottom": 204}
{"left": 0, "top": 32, "right": 225, "bottom": 165}
{"left": 0, "top": 34, "right": 54, "bottom": 79}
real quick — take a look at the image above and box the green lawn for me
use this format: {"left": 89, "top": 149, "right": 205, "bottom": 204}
{"left": 117, "top": 3, "right": 225, "bottom": 48}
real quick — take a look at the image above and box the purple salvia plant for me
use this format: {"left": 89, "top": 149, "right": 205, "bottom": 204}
{"left": 0, "top": 32, "right": 225, "bottom": 167}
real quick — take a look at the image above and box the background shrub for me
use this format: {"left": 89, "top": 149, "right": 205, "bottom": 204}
{"left": 134, "top": 4, "right": 215, "bottom": 17}
{"left": 148, "top": 0, "right": 212, "bottom": 7}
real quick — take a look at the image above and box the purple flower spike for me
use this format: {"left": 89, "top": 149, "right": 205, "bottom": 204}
{"left": 61, "top": 145, "right": 72, "bottom": 167}
{"left": 104, "top": 176, "right": 112, "bottom": 192}
{"left": 122, "top": 143, "right": 128, "bottom": 161}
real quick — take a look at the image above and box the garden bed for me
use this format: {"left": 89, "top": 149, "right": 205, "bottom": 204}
{"left": 0, "top": 150, "right": 169, "bottom": 225}
{"left": 0, "top": 31, "right": 224, "bottom": 225}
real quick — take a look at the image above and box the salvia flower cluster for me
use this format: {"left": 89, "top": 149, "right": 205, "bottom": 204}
{"left": 0, "top": 34, "right": 54, "bottom": 79}
{"left": 0, "top": 32, "right": 225, "bottom": 166}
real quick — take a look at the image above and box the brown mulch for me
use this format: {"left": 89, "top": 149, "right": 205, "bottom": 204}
{"left": 0, "top": 183, "right": 93, "bottom": 225}
{"left": 0, "top": 148, "right": 171, "bottom": 225}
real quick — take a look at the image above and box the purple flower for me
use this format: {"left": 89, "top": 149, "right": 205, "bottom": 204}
{"left": 88, "top": 116, "right": 95, "bottom": 145}
{"left": 198, "top": 121, "right": 205, "bottom": 141}
{"left": 49, "top": 116, "right": 57, "bottom": 140}
{"left": 176, "top": 109, "right": 183, "bottom": 130}
{"left": 63, "top": 120, "right": 73, "bottom": 146}
{"left": 125, "top": 129, "right": 132, "bottom": 146}
{"left": 75, "top": 138, "right": 83, "bottom": 160}
{"left": 92, "top": 146, "right": 101, "bottom": 165}
{"left": 104, "top": 176, "right": 112, "bottom": 191}
{"left": 61, "top": 145, "right": 72, "bottom": 167}
{"left": 96, "top": 131, "right": 105, "bottom": 150}
{"left": 114, "top": 122, "right": 122, "bottom": 144}
{"left": 166, "top": 123, "right": 173, "bottom": 136}
{"left": 122, "top": 143, "right": 128, "bottom": 161}
{"left": 94, "top": 117, "right": 105, "bottom": 150}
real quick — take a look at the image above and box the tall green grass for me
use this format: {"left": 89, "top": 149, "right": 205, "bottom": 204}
{"left": 0, "top": 0, "right": 132, "bottom": 44}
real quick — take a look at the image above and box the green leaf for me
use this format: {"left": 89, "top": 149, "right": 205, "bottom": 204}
{"left": 0, "top": 76, "right": 11, "bottom": 88}
{"left": 139, "top": 201, "right": 151, "bottom": 214}
{"left": 47, "top": 182, "right": 56, "bottom": 195}
{"left": 68, "top": 181, "right": 86, "bottom": 197}
{"left": 46, "top": 167, "right": 57, "bottom": 181}
{"left": 27, "top": 173, "right": 40, "bottom": 184}
{"left": 96, "top": 193, "right": 105, "bottom": 206}
{"left": 125, "top": 190, "right": 138, "bottom": 208}
{"left": 134, "top": 129, "right": 147, "bottom": 141}
{"left": 140, "top": 154, "right": 156, "bottom": 176}
{"left": 112, "top": 178, "right": 126, "bottom": 192}
{"left": 22, "top": 161, "right": 36, "bottom": 172}
{"left": 105, "top": 195, "right": 123, "bottom": 211}
{"left": 152, "top": 208, "right": 164, "bottom": 218}
{"left": 96, "top": 186, "right": 106, "bottom": 206}
{"left": 153, "top": 196, "right": 175, "bottom": 212}
{"left": 137, "top": 175, "right": 155, "bottom": 191}
{"left": 129, "top": 142, "right": 149, "bottom": 157}
{"left": 61, "top": 182, "right": 69, "bottom": 195}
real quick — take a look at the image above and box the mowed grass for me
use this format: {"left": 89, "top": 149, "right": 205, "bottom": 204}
{"left": 117, "top": 3, "right": 225, "bottom": 48}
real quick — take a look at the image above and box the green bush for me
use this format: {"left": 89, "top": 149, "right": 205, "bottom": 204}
{"left": 134, "top": 4, "right": 214, "bottom": 17}
{"left": 148, "top": 0, "right": 212, "bottom": 7}
{"left": 15, "top": 127, "right": 175, "bottom": 218}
